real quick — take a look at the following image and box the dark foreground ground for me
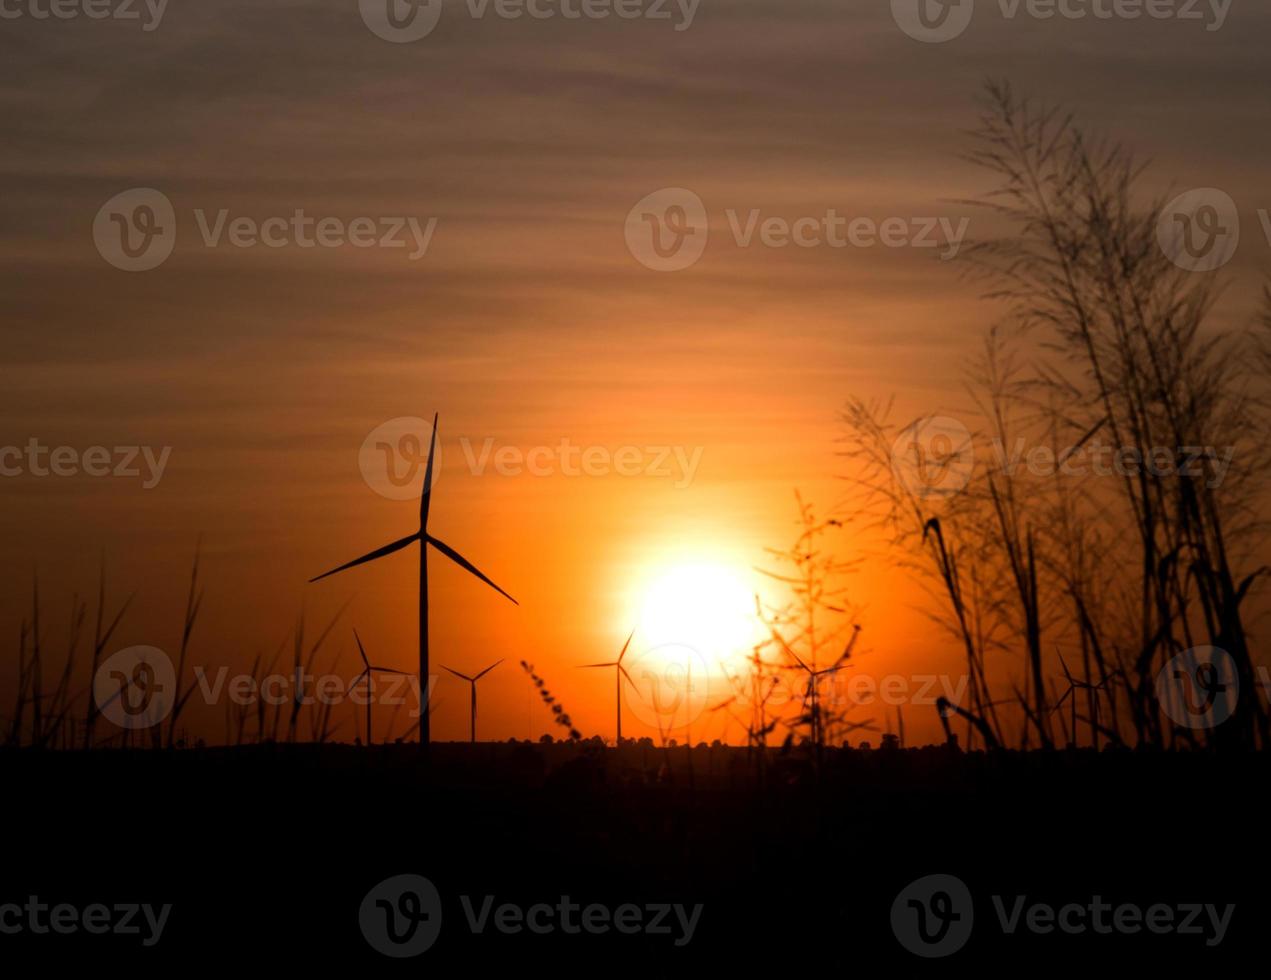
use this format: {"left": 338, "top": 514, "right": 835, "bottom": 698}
{"left": 3, "top": 741, "right": 1265, "bottom": 969}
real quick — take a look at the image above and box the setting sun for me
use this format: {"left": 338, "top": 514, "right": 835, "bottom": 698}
{"left": 634, "top": 562, "right": 761, "bottom": 666}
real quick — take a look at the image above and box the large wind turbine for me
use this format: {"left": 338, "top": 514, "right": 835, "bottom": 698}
{"left": 441, "top": 658, "right": 503, "bottom": 743}
{"left": 310, "top": 413, "right": 518, "bottom": 748}
{"left": 579, "top": 629, "right": 635, "bottom": 744}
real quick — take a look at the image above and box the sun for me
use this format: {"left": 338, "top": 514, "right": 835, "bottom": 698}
{"left": 634, "top": 562, "right": 760, "bottom": 665}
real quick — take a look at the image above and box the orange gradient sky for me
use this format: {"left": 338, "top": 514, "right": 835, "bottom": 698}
{"left": 3, "top": 2, "right": 1271, "bottom": 744}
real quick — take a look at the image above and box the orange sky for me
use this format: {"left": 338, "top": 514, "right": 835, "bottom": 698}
{"left": 3, "top": 1, "right": 1271, "bottom": 744}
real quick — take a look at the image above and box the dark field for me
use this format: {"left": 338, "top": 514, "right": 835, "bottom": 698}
{"left": 5, "top": 742, "right": 1265, "bottom": 969}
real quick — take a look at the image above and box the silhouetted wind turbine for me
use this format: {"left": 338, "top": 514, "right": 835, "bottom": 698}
{"left": 1053, "top": 653, "right": 1109, "bottom": 748}
{"left": 310, "top": 413, "right": 518, "bottom": 748}
{"left": 347, "top": 629, "right": 407, "bottom": 745}
{"left": 441, "top": 659, "right": 503, "bottom": 743}
{"left": 772, "top": 624, "right": 860, "bottom": 746}
{"left": 579, "top": 629, "right": 635, "bottom": 744}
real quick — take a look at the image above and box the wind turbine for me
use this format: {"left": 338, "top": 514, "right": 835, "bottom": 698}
{"left": 347, "top": 629, "right": 408, "bottom": 746}
{"left": 1053, "top": 654, "right": 1109, "bottom": 748}
{"left": 441, "top": 658, "right": 503, "bottom": 743}
{"left": 772, "top": 624, "right": 860, "bottom": 746}
{"left": 310, "top": 413, "right": 518, "bottom": 748}
{"left": 579, "top": 629, "right": 635, "bottom": 744}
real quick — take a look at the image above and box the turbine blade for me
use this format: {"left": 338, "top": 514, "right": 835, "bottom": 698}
{"left": 353, "top": 628, "right": 370, "bottom": 669}
{"left": 618, "top": 664, "right": 634, "bottom": 685}
{"left": 617, "top": 628, "right": 635, "bottom": 664}
{"left": 579, "top": 661, "right": 618, "bottom": 669}
{"left": 309, "top": 533, "right": 420, "bottom": 583}
{"left": 421, "top": 412, "right": 438, "bottom": 531}
{"left": 426, "top": 534, "right": 518, "bottom": 605}
{"left": 371, "top": 666, "right": 408, "bottom": 675}
{"left": 474, "top": 658, "right": 504, "bottom": 680}
{"left": 346, "top": 669, "right": 368, "bottom": 694}
{"left": 442, "top": 665, "right": 474, "bottom": 682}
{"left": 769, "top": 626, "right": 811, "bottom": 674}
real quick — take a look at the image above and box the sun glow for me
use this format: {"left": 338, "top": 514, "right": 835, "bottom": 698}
{"left": 634, "top": 562, "right": 761, "bottom": 667}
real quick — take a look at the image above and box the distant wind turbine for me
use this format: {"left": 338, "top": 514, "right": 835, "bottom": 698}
{"left": 347, "top": 629, "right": 407, "bottom": 745}
{"left": 579, "top": 629, "right": 635, "bottom": 744}
{"left": 1053, "top": 653, "right": 1109, "bottom": 748}
{"left": 310, "top": 413, "right": 518, "bottom": 748}
{"left": 441, "top": 659, "right": 503, "bottom": 743}
{"left": 773, "top": 624, "right": 861, "bottom": 746}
